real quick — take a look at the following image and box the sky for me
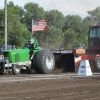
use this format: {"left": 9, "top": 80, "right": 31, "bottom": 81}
{"left": 0, "top": 0, "right": 100, "bottom": 18}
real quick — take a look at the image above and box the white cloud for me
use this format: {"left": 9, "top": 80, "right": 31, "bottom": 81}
{"left": 0, "top": 0, "right": 100, "bottom": 18}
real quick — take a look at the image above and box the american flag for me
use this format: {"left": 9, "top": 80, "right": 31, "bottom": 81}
{"left": 32, "top": 19, "right": 49, "bottom": 32}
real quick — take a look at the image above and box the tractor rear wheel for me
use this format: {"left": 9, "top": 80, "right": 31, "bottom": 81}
{"left": 33, "top": 49, "right": 55, "bottom": 74}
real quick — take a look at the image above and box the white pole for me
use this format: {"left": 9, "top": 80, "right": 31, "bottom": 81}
{"left": 4, "top": 0, "right": 7, "bottom": 50}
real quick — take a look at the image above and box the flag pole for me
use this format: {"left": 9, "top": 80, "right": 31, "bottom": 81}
{"left": 4, "top": 0, "right": 7, "bottom": 50}
{"left": 32, "top": 18, "right": 33, "bottom": 36}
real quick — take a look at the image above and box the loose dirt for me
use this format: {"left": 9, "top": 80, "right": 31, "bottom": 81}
{"left": 0, "top": 73, "right": 100, "bottom": 100}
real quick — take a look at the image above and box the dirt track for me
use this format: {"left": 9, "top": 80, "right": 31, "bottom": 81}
{"left": 0, "top": 73, "right": 100, "bottom": 100}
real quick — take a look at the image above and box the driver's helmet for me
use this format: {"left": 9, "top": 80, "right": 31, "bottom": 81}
{"left": 29, "top": 38, "right": 34, "bottom": 44}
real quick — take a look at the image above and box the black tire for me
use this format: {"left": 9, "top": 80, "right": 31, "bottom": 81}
{"left": 95, "top": 56, "right": 100, "bottom": 70}
{"left": 12, "top": 64, "right": 21, "bottom": 75}
{"left": 0, "top": 62, "right": 4, "bottom": 75}
{"left": 33, "top": 49, "right": 55, "bottom": 74}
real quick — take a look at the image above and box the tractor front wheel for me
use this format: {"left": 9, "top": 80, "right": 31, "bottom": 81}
{"left": 0, "top": 62, "right": 4, "bottom": 75}
{"left": 12, "top": 64, "right": 21, "bottom": 75}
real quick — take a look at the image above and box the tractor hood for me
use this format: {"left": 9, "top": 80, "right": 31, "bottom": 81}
{"left": 3, "top": 48, "right": 30, "bottom": 63}
{"left": 4, "top": 48, "right": 30, "bottom": 54}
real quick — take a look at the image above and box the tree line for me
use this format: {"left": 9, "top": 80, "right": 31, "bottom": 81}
{"left": 0, "top": 1, "right": 100, "bottom": 49}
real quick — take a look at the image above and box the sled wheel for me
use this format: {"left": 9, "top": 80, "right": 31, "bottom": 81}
{"left": 96, "top": 56, "right": 100, "bottom": 70}
{"left": 12, "top": 64, "right": 21, "bottom": 75}
{"left": 33, "top": 49, "right": 55, "bottom": 74}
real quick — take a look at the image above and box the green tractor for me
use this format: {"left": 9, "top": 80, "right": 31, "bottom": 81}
{"left": 3, "top": 37, "right": 55, "bottom": 75}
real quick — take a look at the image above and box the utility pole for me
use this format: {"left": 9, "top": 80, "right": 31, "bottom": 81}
{"left": 4, "top": 0, "right": 7, "bottom": 50}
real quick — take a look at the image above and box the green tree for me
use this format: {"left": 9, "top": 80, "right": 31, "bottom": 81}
{"left": 0, "top": 9, "right": 4, "bottom": 45}
{"left": 87, "top": 7, "right": 100, "bottom": 24}
{"left": 23, "top": 2, "right": 45, "bottom": 32}
{"left": 43, "top": 27, "right": 63, "bottom": 49}
{"left": 82, "top": 7, "right": 100, "bottom": 47}
{"left": 7, "top": 1, "right": 31, "bottom": 48}
{"left": 42, "top": 9, "right": 65, "bottom": 49}
{"left": 8, "top": 1, "right": 24, "bottom": 19}
{"left": 63, "top": 29, "right": 78, "bottom": 49}
{"left": 45, "top": 10, "right": 65, "bottom": 29}
{"left": 63, "top": 15, "right": 83, "bottom": 33}
{"left": 63, "top": 15, "right": 89, "bottom": 48}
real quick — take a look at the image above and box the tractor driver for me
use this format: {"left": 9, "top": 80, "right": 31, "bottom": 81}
{"left": 28, "top": 38, "right": 35, "bottom": 57}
